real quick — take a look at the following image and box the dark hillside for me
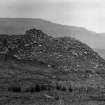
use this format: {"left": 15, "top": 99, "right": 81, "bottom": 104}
{"left": 0, "top": 28, "right": 105, "bottom": 105}
{"left": 0, "top": 28, "right": 104, "bottom": 71}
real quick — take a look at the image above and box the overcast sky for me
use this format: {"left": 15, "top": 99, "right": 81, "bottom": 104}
{"left": 0, "top": 0, "right": 105, "bottom": 33}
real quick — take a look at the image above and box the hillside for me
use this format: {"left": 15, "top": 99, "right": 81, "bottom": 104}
{"left": 0, "top": 28, "right": 104, "bottom": 71}
{"left": 0, "top": 18, "right": 105, "bottom": 49}
{"left": 0, "top": 28, "right": 105, "bottom": 105}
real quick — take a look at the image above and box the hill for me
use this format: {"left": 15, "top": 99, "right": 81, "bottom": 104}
{"left": 0, "top": 28, "right": 105, "bottom": 105}
{"left": 95, "top": 49, "right": 105, "bottom": 59}
{"left": 0, "top": 18, "right": 105, "bottom": 49}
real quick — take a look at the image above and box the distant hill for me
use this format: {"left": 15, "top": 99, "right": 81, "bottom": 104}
{"left": 95, "top": 49, "right": 105, "bottom": 59}
{"left": 0, "top": 18, "right": 105, "bottom": 49}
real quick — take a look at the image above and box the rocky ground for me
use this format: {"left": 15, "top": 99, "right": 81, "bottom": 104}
{"left": 0, "top": 28, "right": 105, "bottom": 105}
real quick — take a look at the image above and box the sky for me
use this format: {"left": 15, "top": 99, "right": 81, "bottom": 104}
{"left": 0, "top": 0, "right": 105, "bottom": 33}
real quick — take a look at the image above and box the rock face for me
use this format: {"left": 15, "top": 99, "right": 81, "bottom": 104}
{"left": 0, "top": 28, "right": 105, "bottom": 105}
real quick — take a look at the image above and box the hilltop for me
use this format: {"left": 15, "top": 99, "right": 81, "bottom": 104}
{"left": 0, "top": 18, "right": 105, "bottom": 50}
